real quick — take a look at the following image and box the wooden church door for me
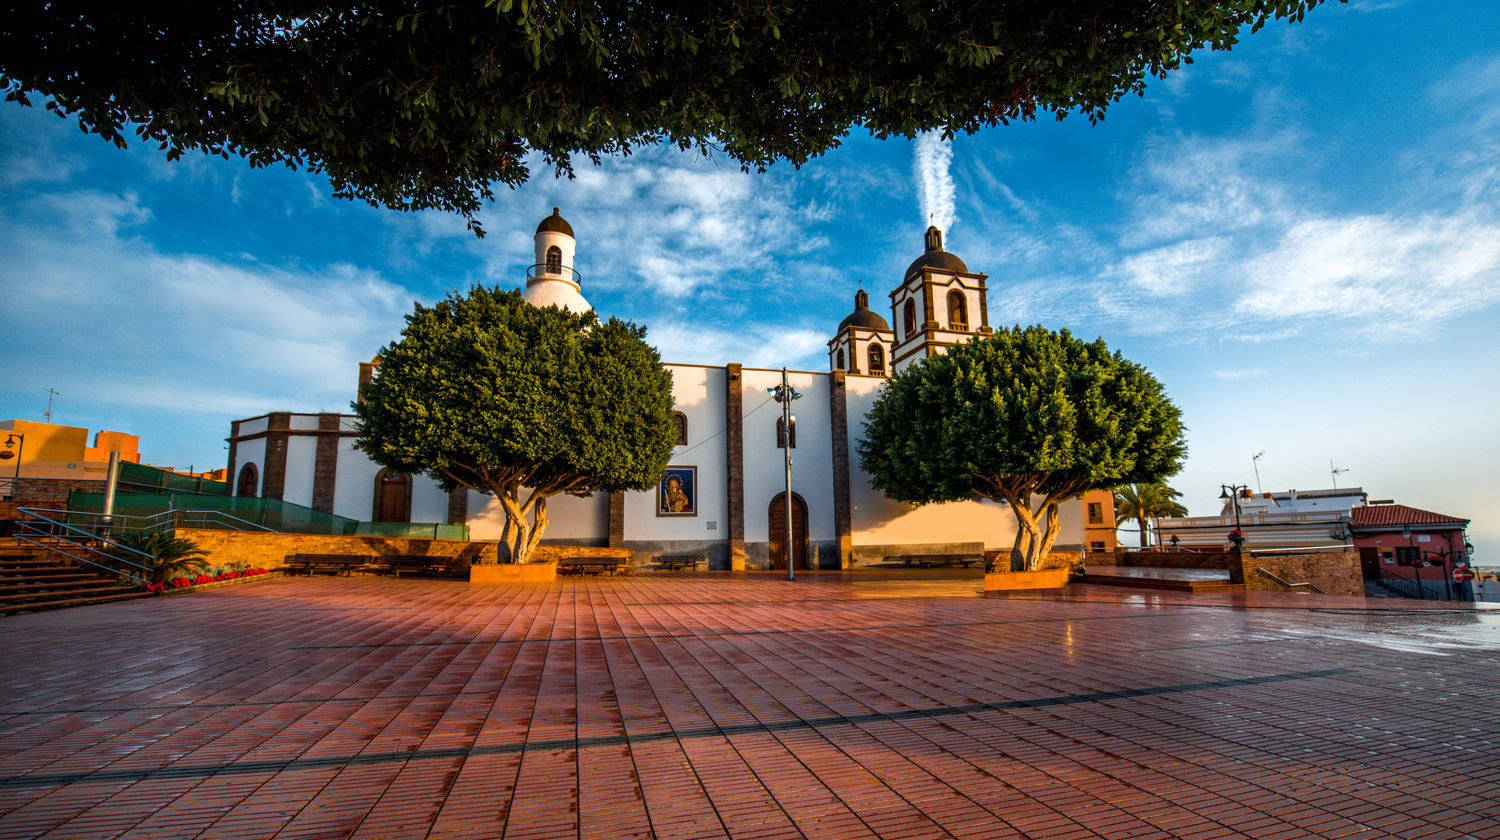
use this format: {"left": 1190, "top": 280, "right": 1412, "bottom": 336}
{"left": 768, "top": 493, "right": 809, "bottom": 570}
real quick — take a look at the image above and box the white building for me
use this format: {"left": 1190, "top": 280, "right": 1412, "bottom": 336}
{"left": 226, "top": 210, "right": 1101, "bottom": 569}
{"left": 1155, "top": 487, "right": 1369, "bottom": 551}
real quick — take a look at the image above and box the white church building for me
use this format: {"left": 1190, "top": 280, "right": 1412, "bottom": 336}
{"left": 225, "top": 210, "right": 1110, "bottom": 570}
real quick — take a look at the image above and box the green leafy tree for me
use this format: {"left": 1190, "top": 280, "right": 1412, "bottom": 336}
{"left": 1, "top": 1, "right": 1330, "bottom": 233}
{"left": 110, "top": 532, "right": 211, "bottom": 584}
{"left": 355, "top": 287, "right": 675, "bottom": 563}
{"left": 1114, "top": 481, "right": 1189, "bottom": 547}
{"left": 859, "top": 326, "right": 1186, "bottom": 572}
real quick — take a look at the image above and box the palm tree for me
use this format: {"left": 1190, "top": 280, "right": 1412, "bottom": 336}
{"left": 1114, "top": 482, "right": 1188, "bottom": 547}
{"left": 109, "top": 532, "right": 210, "bottom": 584}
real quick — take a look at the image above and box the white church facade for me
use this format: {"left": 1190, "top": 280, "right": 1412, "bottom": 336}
{"left": 225, "top": 210, "right": 1111, "bottom": 569}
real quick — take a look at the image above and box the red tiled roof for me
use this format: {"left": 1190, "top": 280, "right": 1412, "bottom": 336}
{"left": 1350, "top": 504, "right": 1468, "bottom": 528}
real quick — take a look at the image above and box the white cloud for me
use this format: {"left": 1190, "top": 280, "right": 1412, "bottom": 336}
{"left": 1210, "top": 369, "right": 1267, "bottom": 381}
{"left": 0, "top": 189, "right": 415, "bottom": 417}
{"left": 1112, "top": 237, "right": 1231, "bottom": 297}
{"left": 913, "top": 130, "right": 956, "bottom": 232}
{"left": 1234, "top": 212, "right": 1500, "bottom": 333}
{"left": 1121, "top": 132, "right": 1299, "bottom": 248}
{"left": 645, "top": 322, "right": 828, "bottom": 370}
{"left": 458, "top": 148, "right": 831, "bottom": 302}
{"left": 1095, "top": 122, "right": 1500, "bottom": 343}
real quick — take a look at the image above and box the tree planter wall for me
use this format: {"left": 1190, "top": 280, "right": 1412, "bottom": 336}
{"left": 983, "top": 568, "right": 1072, "bottom": 591}
{"left": 470, "top": 562, "right": 557, "bottom": 584}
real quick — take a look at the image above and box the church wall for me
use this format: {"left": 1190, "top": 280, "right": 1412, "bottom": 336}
{"left": 620, "top": 364, "right": 730, "bottom": 564}
{"left": 843, "top": 375, "right": 1025, "bottom": 563}
{"left": 288, "top": 415, "right": 320, "bottom": 432}
{"left": 740, "top": 368, "right": 838, "bottom": 568}
{"left": 469, "top": 491, "right": 608, "bottom": 544}
{"left": 234, "top": 438, "right": 265, "bottom": 495}
{"left": 333, "top": 439, "right": 378, "bottom": 519}
{"left": 280, "top": 435, "right": 318, "bottom": 508}
{"left": 409, "top": 476, "right": 449, "bottom": 525}
{"left": 238, "top": 416, "right": 269, "bottom": 437}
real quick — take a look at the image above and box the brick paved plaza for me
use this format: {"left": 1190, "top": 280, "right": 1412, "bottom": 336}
{"left": 1, "top": 571, "right": 1498, "bottom": 839}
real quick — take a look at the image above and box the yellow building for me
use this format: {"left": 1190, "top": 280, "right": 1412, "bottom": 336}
{"left": 0, "top": 419, "right": 140, "bottom": 483}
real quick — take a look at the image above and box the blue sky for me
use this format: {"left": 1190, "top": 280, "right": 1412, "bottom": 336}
{"left": 2, "top": 0, "right": 1497, "bottom": 557}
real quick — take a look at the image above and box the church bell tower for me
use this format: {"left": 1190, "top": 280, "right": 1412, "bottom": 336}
{"left": 888, "top": 226, "right": 990, "bottom": 374}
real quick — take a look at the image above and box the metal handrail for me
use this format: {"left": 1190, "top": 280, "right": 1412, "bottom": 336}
{"left": 18, "top": 508, "right": 155, "bottom": 561}
{"left": 525, "top": 263, "right": 582, "bottom": 285}
{"left": 15, "top": 508, "right": 156, "bottom": 586}
{"left": 1255, "top": 567, "right": 1325, "bottom": 594}
{"left": 1377, "top": 576, "right": 1423, "bottom": 600}
{"left": 14, "top": 533, "right": 151, "bottom": 586}
{"left": 22, "top": 507, "right": 277, "bottom": 535}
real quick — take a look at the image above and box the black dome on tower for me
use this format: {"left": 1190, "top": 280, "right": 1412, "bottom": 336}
{"left": 904, "top": 225, "right": 968, "bottom": 277}
{"left": 838, "top": 288, "right": 890, "bottom": 332}
{"left": 535, "top": 207, "right": 574, "bottom": 237}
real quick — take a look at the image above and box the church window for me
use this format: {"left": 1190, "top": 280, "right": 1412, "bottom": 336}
{"left": 545, "top": 245, "right": 562, "bottom": 273}
{"left": 835, "top": 349, "right": 845, "bottom": 371}
{"left": 672, "top": 412, "right": 687, "bottom": 446}
{"left": 777, "top": 416, "right": 796, "bottom": 449}
{"left": 902, "top": 300, "right": 917, "bottom": 338}
{"left": 868, "top": 344, "right": 885, "bottom": 375}
{"left": 947, "top": 290, "right": 968, "bottom": 331}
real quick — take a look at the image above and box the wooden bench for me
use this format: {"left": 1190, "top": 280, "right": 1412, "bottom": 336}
{"left": 657, "top": 554, "right": 704, "bottom": 572}
{"left": 558, "top": 552, "right": 632, "bottom": 576}
{"left": 893, "top": 553, "right": 981, "bottom": 569}
{"left": 286, "top": 554, "right": 371, "bottom": 576}
{"left": 366, "top": 555, "right": 451, "bottom": 578}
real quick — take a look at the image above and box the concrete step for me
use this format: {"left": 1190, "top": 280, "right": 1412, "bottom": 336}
{"left": 1, "top": 578, "right": 130, "bottom": 594}
{"left": 0, "top": 567, "right": 101, "bottom": 579}
{"left": 1076, "top": 572, "right": 1244, "bottom": 593}
{"left": 0, "top": 584, "right": 134, "bottom": 604}
{"left": 0, "top": 590, "right": 145, "bottom": 616}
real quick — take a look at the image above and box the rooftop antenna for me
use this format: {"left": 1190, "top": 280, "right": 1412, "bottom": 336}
{"left": 1330, "top": 460, "right": 1349, "bottom": 491}
{"left": 43, "top": 388, "right": 59, "bottom": 423}
{"left": 1251, "top": 451, "right": 1266, "bottom": 493}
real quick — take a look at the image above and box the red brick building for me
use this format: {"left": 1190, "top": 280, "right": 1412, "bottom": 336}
{"left": 1351, "top": 503, "right": 1471, "bottom": 597}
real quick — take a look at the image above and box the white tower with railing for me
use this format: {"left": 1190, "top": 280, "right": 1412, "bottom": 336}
{"left": 521, "top": 207, "right": 591, "bottom": 314}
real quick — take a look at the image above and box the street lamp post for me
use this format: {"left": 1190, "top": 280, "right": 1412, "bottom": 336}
{"left": 1427, "top": 550, "right": 1454, "bottom": 602}
{"left": 1219, "top": 483, "right": 1247, "bottom": 549}
{"left": 1402, "top": 525, "right": 1423, "bottom": 600}
{"left": 0, "top": 433, "right": 25, "bottom": 501}
{"left": 768, "top": 370, "right": 802, "bottom": 582}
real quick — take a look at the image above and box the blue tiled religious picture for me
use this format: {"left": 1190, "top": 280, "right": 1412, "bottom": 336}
{"left": 657, "top": 466, "right": 696, "bottom": 516}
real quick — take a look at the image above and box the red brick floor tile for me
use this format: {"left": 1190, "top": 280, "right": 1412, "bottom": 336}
{"left": 0, "top": 573, "right": 1496, "bottom": 838}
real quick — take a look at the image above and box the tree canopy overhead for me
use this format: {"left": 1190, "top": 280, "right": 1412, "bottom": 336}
{"left": 2, "top": 0, "right": 1330, "bottom": 233}
{"left": 355, "top": 286, "right": 676, "bottom": 563}
{"left": 858, "top": 326, "right": 1186, "bottom": 571}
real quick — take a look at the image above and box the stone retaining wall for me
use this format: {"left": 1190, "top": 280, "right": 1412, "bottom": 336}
{"left": 1112, "top": 549, "right": 1236, "bottom": 570}
{"left": 1235, "top": 550, "right": 1362, "bottom": 596}
{"left": 176, "top": 529, "right": 494, "bottom": 572}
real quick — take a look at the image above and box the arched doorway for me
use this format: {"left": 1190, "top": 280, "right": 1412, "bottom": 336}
{"left": 373, "top": 470, "right": 412, "bottom": 522}
{"left": 768, "top": 492, "right": 809, "bottom": 570}
{"left": 236, "top": 463, "right": 258, "bottom": 498}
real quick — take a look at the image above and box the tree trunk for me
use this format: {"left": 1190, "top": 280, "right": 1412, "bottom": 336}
{"left": 1138, "top": 514, "right": 1149, "bottom": 547}
{"left": 1004, "top": 496, "right": 1064, "bottom": 572}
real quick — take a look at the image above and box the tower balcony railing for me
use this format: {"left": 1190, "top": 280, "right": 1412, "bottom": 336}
{"left": 526, "top": 264, "right": 582, "bottom": 286}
